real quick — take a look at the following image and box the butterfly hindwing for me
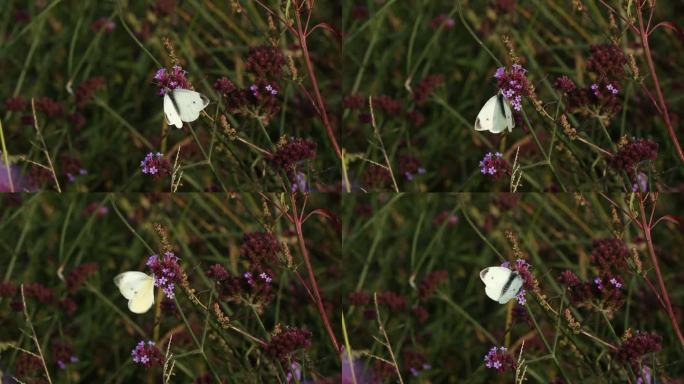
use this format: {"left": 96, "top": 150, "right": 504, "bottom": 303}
{"left": 164, "top": 92, "right": 183, "bottom": 128}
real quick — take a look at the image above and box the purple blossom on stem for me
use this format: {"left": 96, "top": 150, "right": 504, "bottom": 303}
{"left": 146, "top": 252, "right": 182, "bottom": 299}
{"left": 610, "top": 277, "right": 622, "bottom": 289}
{"left": 606, "top": 83, "right": 619, "bottom": 94}
{"left": 479, "top": 152, "right": 510, "bottom": 179}
{"left": 594, "top": 277, "right": 604, "bottom": 290}
{"left": 131, "top": 340, "right": 163, "bottom": 367}
{"left": 259, "top": 272, "right": 272, "bottom": 283}
{"left": 152, "top": 65, "right": 190, "bottom": 96}
{"left": 484, "top": 346, "right": 516, "bottom": 373}
{"left": 591, "top": 83, "right": 600, "bottom": 97}
{"left": 516, "top": 289, "right": 527, "bottom": 305}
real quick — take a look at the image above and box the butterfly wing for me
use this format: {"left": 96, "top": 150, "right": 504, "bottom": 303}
{"left": 128, "top": 277, "right": 155, "bottom": 314}
{"left": 502, "top": 95, "right": 515, "bottom": 132}
{"left": 164, "top": 93, "right": 183, "bottom": 129}
{"left": 474, "top": 95, "right": 498, "bottom": 132}
{"left": 171, "top": 89, "right": 209, "bottom": 123}
{"left": 480, "top": 266, "right": 519, "bottom": 303}
{"left": 497, "top": 274, "right": 523, "bottom": 304}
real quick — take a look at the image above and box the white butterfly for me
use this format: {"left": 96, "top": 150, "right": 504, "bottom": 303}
{"left": 114, "top": 271, "right": 155, "bottom": 314}
{"left": 163, "top": 88, "right": 210, "bottom": 129}
{"left": 474, "top": 92, "right": 515, "bottom": 134}
{"left": 479, "top": 266, "right": 523, "bottom": 304}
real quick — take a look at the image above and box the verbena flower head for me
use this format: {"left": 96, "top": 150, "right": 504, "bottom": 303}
{"left": 146, "top": 251, "right": 182, "bottom": 299}
{"left": 484, "top": 346, "right": 516, "bottom": 373}
{"left": 588, "top": 44, "right": 627, "bottom": 77}
{"left": 131, "top": 340, "right": 164, "bottom": 367}
{"left": 591, "top": 238, "right": 629, "bottom": 274}
{"left": 479, "top": 152, "right": 510, "bottom": 179}
{"left": 246, "top": 45, "right": 285, "bottom": 79}
{"left": 615, "top": 331, "right": 662, "bottom": 370}
{"left": 51, "top": 341, "right": 77, "bottom": 370}
{"left": 240, "top": 232, "right": 281, "bottom": 267}
{"left": 494, "top": 64, "right": 530, "bottom": 111}
{"left": 403, "top": 350, "right": 430, "bottom": 377}
{"left": 263, "top": 326, "right": 312, "bottom": 363}
{"left": 140, "top": 152, "right": 171, "bottom": 178}
{"left": 399, "top": 154, "right": 426, "bottom": 181}
{"left": 269, "top": 137, "right": 317, "bottom": 172}
{"left": 153, "top": 65, "right": 190, "bottom": 96}
{"left": 66, "top": 262, "right": 98, "bottom": 292}
{"left": 610, "top": 138, "right": 658, "bottom": 173}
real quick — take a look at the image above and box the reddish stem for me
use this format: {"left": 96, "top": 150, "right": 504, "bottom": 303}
{"left": 637, "top": 4, "right": 684, "bottom": 163}
{"left": 293, "top": 1, "right": 342, "bottom": 160}
{"left": 289, "top": 193, "right": 340, "bottom": 354}
{"left": 637, "top": 193, "right": 684, "bottom": 347}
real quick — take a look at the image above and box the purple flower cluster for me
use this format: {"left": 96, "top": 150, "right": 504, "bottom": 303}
{"left": 398, "top": 154, "right": 426, "bottom": 181}
{"left": 249, "top": 83, "right": 278, "bottom": 97}
{"left": 140, "top": 152, "right": 170, "bottom": 177}
{"left": 615, "top": 331, "right": 662, "bottom": 369}
{"left": 131, "top": 340, "right": 164, "bottom": 367}
{"left": 146, "top": 251, "right": 182, "bottom": 299}
{"left": 479, "top": 152, "right": 510, "bottom": 179}
{"left": 52, "top": 341, "right": 78, "bottom": 369}
{"left": 269, "top": 138, "right": 317, "bottom": 171}
{"left": 483, "top": 346, "right": 516, "bottom": 372}
{"left": 263, "top": 326, "right": 312, "bottom": 363}
{"left": 610, "top": 138, "right": 658, "bottom": 173}
{"left": 590, "top": 82, "right": 619, "bottom": 97}
{"left": 494, "top": 64, "right": 530, "bottom": 111}
{"left": 153, "top": 65, "right": 190, "bottom": 96}
{"left": 502, "top": 259, "right": 532, "bottom": 305}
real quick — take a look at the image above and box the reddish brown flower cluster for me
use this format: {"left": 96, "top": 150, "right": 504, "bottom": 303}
{"left": 378, "top": 291, "right": 407, "bottom": 312}
{"left": 610, "top": 139, "right": 658, "bottom": 172}
{"left": 402, "top": 349, "right": 430, "bottom": 376}
{"left": 373, "top": 360, "right": 397, "bottom": 381}
{"left": 348, "top": 290, "right": 371, "bottom": 306}
{"left": 343, "top": 94, "right": 365, "bottom": 109}
{"left": 75, "top": 77, "right": 105, "bottom": 107}
{"left": 36, "top": 96, "right": 64, "bottom": 117}
{"left": 207, "top": 263, "right": 230, "bottom": 281}
{"left": 372, "top": 95, "right": 403, "bottom": 116}
{"left": 412, "top": 305, "right": 429, "bottom": 323}
{"left": 406, "top": 109, "right": 425, "bottom": 127}
{"left": 615, "top": 331, "right": 662, "bottom": 369}
{"left": 60, "top": 154, "right": 87, "bottom": 183}
{"left": 418, "top": 270, "right": 449, "bottom": 299}
{"left": 587, "top": 44, "right": 627, "bottom": 77}
{"left": 209, "top": 263, "right": 275, "bottom": 308}
{"left": 5, "top": 96, "right": 28, "bottom": 111}
{"left": 240, "top": 231, "right": 281, "bottom": 266}
{"left": 591, "top": 238, "right": 628, "bottom": 274}
{"left": 14, "top": 353, "right": 43, "bottom": 379}
{"left": 413, "top": 74, "right": 444, "bottom": 105}
{"left": 398, "top": 154, "right": 425, "bottom": 181}
{"left": 554, "top": 75, "right": 576, "bottom": 93}
{"left": 263, "top": 326, "right": 312, "bottom": 362}
{"left": 213, "top": 77, "right": 237, "bottom": 95}
{"left": 60, "top": 297, "right": 77, "bottom": 317}
{"left": 25, "top": 282, "right": 55, "bottom": 304}
{"left": 269, "top": 138, "right": 317, "bottom": 171}
{"left": 66, "top": 262, "right": 98, "bottom": 292}
{"left": 246, "top": 45, "right": 285, "bottom": 79}
{"left": 362, "top": 164, "right": 392, "bottom": 190}
{"left": 0, "top": 281, "right": 18, "bottom": 297}
{"left": 51, "top": 341, "right": 76, "bottom": 369}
